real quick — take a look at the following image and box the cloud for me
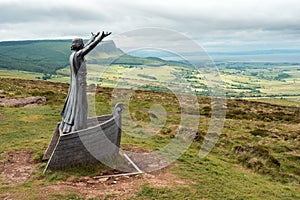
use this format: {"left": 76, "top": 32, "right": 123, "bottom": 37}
{"left": 1, "top": 0, "right": 300, "bottom": 51}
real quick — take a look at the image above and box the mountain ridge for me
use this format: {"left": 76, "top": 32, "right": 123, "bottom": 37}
{"left": 0, "top": 39, "right": 191, "bottom": 74}
{"left": 0, "top": 39, "right": 123, "bottom": 74}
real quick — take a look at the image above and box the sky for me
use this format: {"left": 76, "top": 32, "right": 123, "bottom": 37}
{"left": 1, "top": 0, "right": 300, "bottom": 52}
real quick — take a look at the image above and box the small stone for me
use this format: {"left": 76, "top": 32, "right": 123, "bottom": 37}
{"left": 79, "top": 176, "right": 89, "bottom": 182}
{"left": 144, "top": 174, "right": 155, "bottom": 178}
{"left": 112, "top": 181, "right": 117, "bottom": 184}
{"left": 87, "top": 179, "right": 98, "bottom": 184}
{"left": 98, "top": 178, "right": 109, "bottom": 183}
{"left": 75, "top": 182, "right": 86, "bottom": 187}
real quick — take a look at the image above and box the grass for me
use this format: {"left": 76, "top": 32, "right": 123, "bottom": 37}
{"left": 0, "top": 105, "right": 62, "bottom": 154}
{"left": 0, "top": 78, "right": 299, "bottom": 199}
{"left": 0, "top": 69, "right": 43, "bottom": 80}
{"left": 173, "top": 151, "right": 299, "bottom": 200}
{"left": 129, "top": 149, "right": 299, "bottom": 199}
{"left": 134, "top": 184, "right": 190, "bottom": 200}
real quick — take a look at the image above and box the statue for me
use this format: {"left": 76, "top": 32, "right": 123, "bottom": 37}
{"left": 59, "top": 31, "right": 111, "bottom": 133}
{"left": 43, "top": 31, "right": 125, "bottom": 171}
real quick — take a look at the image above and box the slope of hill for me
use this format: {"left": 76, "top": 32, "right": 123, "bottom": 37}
{"left": 0, "top": 39, "right": 190, "bottom": 75}
{"left": 0, "top": 78, "right": 299, "bottom": 199}
{"left": 0, "top": 40, "right": 124, "bottom": 74}
{"left": 0, "top": 40, "right": 70, "bottom": 74}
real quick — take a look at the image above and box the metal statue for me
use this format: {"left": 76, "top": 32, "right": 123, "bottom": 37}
{"left": 59, "top": 31, "right": 111, "bottom": 133}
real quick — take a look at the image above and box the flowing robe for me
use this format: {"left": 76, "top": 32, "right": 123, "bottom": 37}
{"left": 59, "top": 51, "right": 88, "bottom": 133}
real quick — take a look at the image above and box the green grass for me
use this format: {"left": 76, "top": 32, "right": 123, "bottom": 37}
{"left": 131, "top": 148, "right": 299, "bottom": 199}
{"left": 0, "top": 78, "right": 299, "bottom": 199}
{"left": 134, "top": 184, "right": 191, "bottom": 200}
{"left": 0, "top": 69, "right": 43, "bottom": 80}
{"left": 173, "top": 151, "right": 299, "bottom": 200}
{"left": 0, "top": 105, "right": 61, "bottom": 154}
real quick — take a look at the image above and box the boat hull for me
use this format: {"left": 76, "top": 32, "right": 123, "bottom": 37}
{"left": 43, "top": 103, "right": 123, "bottom": 171}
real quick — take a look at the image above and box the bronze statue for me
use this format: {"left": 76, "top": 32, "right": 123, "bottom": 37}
{"left": 59, "top": 31, "right": 111, "bottom": 133}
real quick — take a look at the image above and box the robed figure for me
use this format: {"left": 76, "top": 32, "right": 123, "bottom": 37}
{"left": 59, "top": 31, "right": 111, "bottom": 134}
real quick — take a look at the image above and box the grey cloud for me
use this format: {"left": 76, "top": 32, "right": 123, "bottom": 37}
{"left": 1, "top": 0, "right": 300, "bottom": 51}
{"left": 114, "top": 0, "right": 300, "bottom": 32}
{"left": 0, "top": 4, "right": 106, "bottom": 24}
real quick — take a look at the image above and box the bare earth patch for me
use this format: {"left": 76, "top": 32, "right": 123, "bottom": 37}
{"left": 43, "top": 146, "right": 188, "bottom": 199}
{"left": 0, "top": 96, "right": 46, "bottom": 107}
{"left": 0, "top": 149, "right": 189, "bottom": 199}
{"left": 0, "top": 151, "right": 35, "bottom": 186}
{"left": 43, "top": 166, "right": 187, "bottom": 199}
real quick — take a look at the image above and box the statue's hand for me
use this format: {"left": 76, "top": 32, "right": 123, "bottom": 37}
{"left": 91, "top": 32, "right": 100, "bottom": 38}
{"left": 100, "top": 31, "right": 112, "bottom": 40}
{"left": 91, "top": 32, "right": 100, "bottom": 37}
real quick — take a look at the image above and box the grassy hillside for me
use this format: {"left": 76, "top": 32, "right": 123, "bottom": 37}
{"left": 0, "top": 78, "right": 299, "bottom": 199}
{"left": 0, "top": 40, "right": 71, "bottom": 74}
{"left": 0, "top": 40, "right": 189, "bottom": 76}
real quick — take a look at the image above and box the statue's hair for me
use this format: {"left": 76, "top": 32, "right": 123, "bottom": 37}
{"left": 71, "top": 38, "right": 84, "bottom": 50}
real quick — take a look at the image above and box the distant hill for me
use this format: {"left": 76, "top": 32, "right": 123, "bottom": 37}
{"left": 0, "top": 40, "right": 123, "bottom": 74}
{"left": 0, "top": 39, "right": 190, "bottom": 74}
{"left": 0, "top": 40, "right": 70, "bottom": 74}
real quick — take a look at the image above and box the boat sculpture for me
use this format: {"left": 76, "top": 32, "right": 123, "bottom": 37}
{"left": 43, "top": 103, "right": 123, "bottom": 172}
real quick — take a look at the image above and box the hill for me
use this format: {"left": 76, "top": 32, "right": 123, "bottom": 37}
{"left": 0, "top": 40, "right": 70, "bottom": 74}
{"left": 0, "top": 39, "right": 190, "bottom": 75}
{"left": 0, "top": 39, "right": 124, "bottom": 74}
{"left": 0, "top": 78, "right": 299, "bottom": 199}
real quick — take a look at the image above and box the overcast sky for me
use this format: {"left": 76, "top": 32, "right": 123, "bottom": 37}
{"left": 1, "top": 0, "right": 300, "bottom": 52}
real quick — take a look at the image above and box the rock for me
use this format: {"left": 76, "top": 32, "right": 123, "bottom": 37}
{"left": 98, "top": 177, "right": 109, "bottom": 183}
{"left": 0, "top": 90, "right": 6, "bottom": 98}
{"left": 75, "top": 182, "right": 86, "bottom": 187}
{"left": 87, "top": 179, "right": 99, "bottom": 184}
{"left": 0, "top": 96, "right": 46, "bottom": 107}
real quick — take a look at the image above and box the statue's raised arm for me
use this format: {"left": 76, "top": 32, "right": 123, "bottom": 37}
{"left": 80, "top": 31, "right": 112, "bottom": 57}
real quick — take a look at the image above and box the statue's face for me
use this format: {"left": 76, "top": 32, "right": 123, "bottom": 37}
{"left": 71, "top": 38, "right": 84, "bottom": 51}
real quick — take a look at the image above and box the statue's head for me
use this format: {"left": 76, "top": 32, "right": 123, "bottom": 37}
{"left": 71, "top": 38, "right": 84, "bottom": 51}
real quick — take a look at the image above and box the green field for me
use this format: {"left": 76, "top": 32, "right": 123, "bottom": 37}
{"left": 217, "top": 62, "right": 300, "bottom": 99}
{"left": 3, "top": 60, "right": 300, "bottom": 100}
